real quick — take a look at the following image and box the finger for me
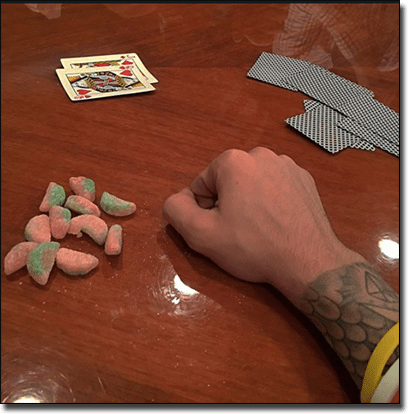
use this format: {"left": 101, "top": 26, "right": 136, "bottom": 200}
{"left": 190, "top": 149, "right": 251, "bottom": 208}
{"left": 190, "top": 164, "right": 218, "bottom": 209}
{"left": 163, "top": 188, "right": 217, "bottom": 253}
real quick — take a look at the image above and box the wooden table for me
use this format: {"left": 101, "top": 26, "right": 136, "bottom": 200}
{"left": 1, "top": 3, "right": 399, "bottom": 404}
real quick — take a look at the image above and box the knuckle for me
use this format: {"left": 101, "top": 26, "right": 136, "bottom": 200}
{"left": 217, "top": 148, "right": 250, "bottom": 172}
{"left": 279, "top": 154, "right": 295, "bottom": 164}
{"left": 252, "top": 146, "right": 269, "bottom": 154}
{"left": 221, "top": 148, "right": 248, "bottom": 162}
{"left": 301, "top": 168, "right": 315, "bottom": 184}
{"left": 249, "top": 146, "right": 276, "bottom": 158}
{"left": 163, "top": 193, "right": 179, "bottom": 211}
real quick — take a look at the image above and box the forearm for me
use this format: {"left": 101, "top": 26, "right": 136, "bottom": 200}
{"left": 296, "top": 261, "right": 399, "bottom": 389}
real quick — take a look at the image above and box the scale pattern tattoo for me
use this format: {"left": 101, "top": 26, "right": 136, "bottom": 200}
{"left": 300, "top": 262, "right": 399, "bottom": 388}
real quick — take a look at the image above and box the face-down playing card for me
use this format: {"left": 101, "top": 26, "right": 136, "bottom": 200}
{"left": 338, "top": 117, "right": 399, "bottom": 157}
{"left": 337, "top": 96, "right": 399, "bottom": 145}
{"left": 286, "top": 103, "right": 375, "bottom": 154}
{"left": 303, "top": 99, "right": 322, "bottom": 112}
{"left": 60, "top": 53, "right": 158, "bottom": 84}
{"left": 56, "top": 66, "right": 155, "bottom": 101}
{"left": 301, "top": 100, "right": 374, "bottom": 151}
{"left": 286, "top": 66, "right": 374, "bottom": 112}
{"left": 247, "top": 52, "right": 318, "bottom": 91}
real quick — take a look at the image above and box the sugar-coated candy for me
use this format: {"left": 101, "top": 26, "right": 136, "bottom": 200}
{"left": 4, "top": 242, "right": 39, "bottom": 275}
{"left": 69, "top": 176, "right": 96, "bottom": 202}
{"left": 105, "top": 224, "right": 123, "bottom": 255}
{"left": 67, "top": 215, "right": 108, "bottom": 245}
{"left": 27, "top": 242, "right": 60, "bottom": 285}
{"left": 49, "top": 205, "right": 71, "bottom": 239}
{"left": 56, "top": 248, "right": 99, "bottom": 276}
{"left": 64, "top": 195, "right": 101, "bottom": 216}
{"left": 100, "top": 191, "right": 136, "bottom": 217}
{"left": 39, "top": 182, "right": 66, "bottom": 212}
{"left": 24, "top": 214, "right": 51, "bottom": 243}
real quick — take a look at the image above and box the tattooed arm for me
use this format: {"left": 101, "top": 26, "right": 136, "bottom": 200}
{"left": 163, "top": 147, "right": 399, "bottom": 391}
{"left": 299, "top": 262, "right": 399, "bottom": 388}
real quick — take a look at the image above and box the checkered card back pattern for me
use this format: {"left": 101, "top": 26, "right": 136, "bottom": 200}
{"left": 247, "top": 52, "right": 397, "bottom": 156}
{"left": 247, "top": 52, "right": 317, "bottom": 91}
{"left": 338, "top": 97, "right": 399, "bottom": 145}
{"left": 286, "top": 105, "right": 363, "bottom": 154}
{"left": 338, "top": 118, "right": 399, "bottom": 157}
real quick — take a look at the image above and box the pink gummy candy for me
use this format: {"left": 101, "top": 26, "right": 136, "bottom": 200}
{"left": 56, "top": 248, "right": 99, "bottom": 276}
{"left": 65, "top": 195, "right": 100, "bottom": 216}
{"left": 24, "top": 214, "right": 51, "bottom": 243}
{"left": 105, "top": 224, "right": 123, "bottom": 255}
{"left": 67, "top": 215, "right": 108, "bottom": 245}
{"left": 4, "top": 241, "right": 39, "bottom": 275}
{"left": 39, "top": 182, "right": 66, "bottom": 212}
{"left": 49, "top": 205, "right": 71, "bottom": 239}
{"left": 69, "top": 176, "right": 95, "bottom": 202}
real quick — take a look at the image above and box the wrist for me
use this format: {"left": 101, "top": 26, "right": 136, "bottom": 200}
{"left": 266, "top": 243, "right": 366, "bottom": 307}
{"left": 294, "top": 262, "right": 399, "bottom": 390}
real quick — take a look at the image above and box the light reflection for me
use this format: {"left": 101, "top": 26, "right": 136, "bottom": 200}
{"left": 378, "top": 238, "right": 399, "bottom": 260}
{"left": 173, "top": 275, "right": 199, "bottom": 296}
{"left": 2, "top": 387, "right": 46, "bottom": 404}
{"left": 12, "top": 395, "right": 42, "bottom": 403}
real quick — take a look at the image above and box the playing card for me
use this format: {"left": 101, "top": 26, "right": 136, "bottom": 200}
{"left": 60, "top": 53, "right": 158, "bottom": 84}
{"left": 285, "top": 103, "right": 372, "bottom": 154}
{"left": 56, "top": 66, "right": 155, "bottom": 101}
{"left": 337, "top": 96, "right": 399, "bottom": 144}
{"left": 247, "top": 52, "right": 317, "bottom": 91}
{"left": 248, "top": 52, "right": 395, "bottom": 155}
{"left": 303, "top": 99, "right": 321, "bottom": 112}
{"left": 338, "top": 118, "right": 399, "bottom": 157}
{"left": 286, "top": 66, "right": 374, "bottom": 111}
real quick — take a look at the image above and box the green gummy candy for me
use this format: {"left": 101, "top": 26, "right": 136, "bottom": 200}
{"left": 65, "top": 195, "right": 98, "bottom": 215}
{"left": 61, "top": 207, "right": 71, "bottom": 222}
{"left": 83, "top": 178, "right": 95, "bottom": 193}
{"left": 27, "top": 242, "right": 60, "bottom": 285}
{"left": 101, "top": 192, "right": 134, "bottom": 215}
{"left": 49, "top": 183, "right": 65, "bottom": 205}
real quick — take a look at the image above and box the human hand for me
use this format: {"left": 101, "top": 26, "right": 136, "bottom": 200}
{"left": 163, "top": 147, "right": 365, "bottom": 306}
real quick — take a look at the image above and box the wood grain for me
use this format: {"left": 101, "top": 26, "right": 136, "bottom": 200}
{"left": 1, "top": 3, "right": 399, "bottom": 403}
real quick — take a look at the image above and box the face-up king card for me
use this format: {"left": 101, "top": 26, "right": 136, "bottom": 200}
{"left": 60, "top": 53, "right": 158, "bottom": 84}
{"left": 56, "top": 66, "right": 155, "bottom": 101}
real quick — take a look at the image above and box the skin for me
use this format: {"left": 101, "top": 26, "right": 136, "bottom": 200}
{"left": 162, "top": 147, "right": 399, "bottom": 391}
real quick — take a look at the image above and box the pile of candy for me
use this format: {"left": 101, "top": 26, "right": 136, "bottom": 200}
{"left": 4, "top": 176, "right": 135, "bottom": 285}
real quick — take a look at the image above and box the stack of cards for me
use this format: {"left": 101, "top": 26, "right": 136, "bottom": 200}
{"left": 56, "top": 53, "right": 158, "bottom": 101}
{"left": 247, "top": 52, "right": 399, "bottom": 157}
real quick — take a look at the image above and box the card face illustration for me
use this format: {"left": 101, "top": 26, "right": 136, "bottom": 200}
{"left": 60, "top": 53, "right": 158, "bottom": 84}
{"left": 56, "top": 66, "right": 155, "bottom": 101}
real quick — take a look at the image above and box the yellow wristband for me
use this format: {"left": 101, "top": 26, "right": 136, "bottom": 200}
{"left": 361, "top": 322, "right": 399, "bottom": 403}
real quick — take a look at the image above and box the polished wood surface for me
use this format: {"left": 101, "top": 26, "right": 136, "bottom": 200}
{"left": 1, "top": 4, "right": 399, "bottom": 403}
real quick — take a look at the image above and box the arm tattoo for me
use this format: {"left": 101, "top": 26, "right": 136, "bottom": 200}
{"left": 300, "top": 262, "right": 399, "bottom": 388}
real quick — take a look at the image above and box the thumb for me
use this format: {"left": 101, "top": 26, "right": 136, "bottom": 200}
{"left": 163, "top": 188, "right": 218, "bottom": 253}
